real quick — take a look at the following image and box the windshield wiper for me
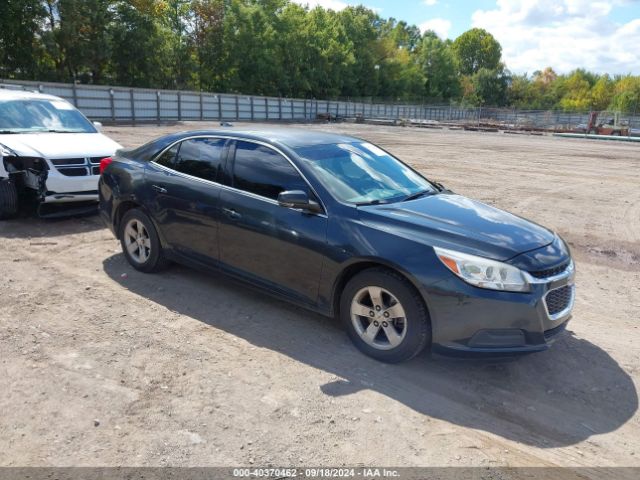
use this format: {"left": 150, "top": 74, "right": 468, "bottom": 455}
{"left": 43, "top": 129, "right": 82, "bottom": 133}
{"left": 355, "top": 199, "right": 390, "bottom": 206}
{"left": 0, "top": 130, "right": 24, "bottom": 134}
{"left": 401, "top": 189, "right": 436, "bottom": 202}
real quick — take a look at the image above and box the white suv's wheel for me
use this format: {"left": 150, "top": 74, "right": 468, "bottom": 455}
{"left": 0, "top": 178, "right": 19, "bottom": 220}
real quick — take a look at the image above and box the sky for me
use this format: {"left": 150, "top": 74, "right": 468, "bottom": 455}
{"left": 291, "top": 0, "right": 640, "bottom": 75}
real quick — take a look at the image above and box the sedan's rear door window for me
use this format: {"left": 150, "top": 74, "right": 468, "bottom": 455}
{"left": 155, "top": 144, "right": 179, "bottom": 168}
{"left": 232, "top": 141, "right": 308, "bottom": 200}
{"left": 173, "top": 137, "right": 226, "bottom": 182}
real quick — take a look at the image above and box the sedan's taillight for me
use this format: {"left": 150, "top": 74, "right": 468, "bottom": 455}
{"left": 99, "top": 157, "right": 113, "bottom": 174}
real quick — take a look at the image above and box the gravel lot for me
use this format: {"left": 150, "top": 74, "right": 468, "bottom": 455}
{"left": 1, "top": 123, "right": 639, "bottom": 471}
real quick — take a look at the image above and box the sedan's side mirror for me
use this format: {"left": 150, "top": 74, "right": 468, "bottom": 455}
{"left": 93, "top": 121, "right": 103, "bottom": 131}
{"left": 278, "top": 190, "right": 323, "bottom": 214}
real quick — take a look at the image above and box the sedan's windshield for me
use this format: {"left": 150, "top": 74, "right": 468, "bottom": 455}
{"left": 295, "top": 142, "right": 435, "bottom": 204}
{"left": 0, "top": 98, "right": 96, "bottom": 133}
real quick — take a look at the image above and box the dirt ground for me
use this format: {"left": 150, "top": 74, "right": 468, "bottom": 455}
{"left": 1, "top": 122, "right": 639, "bottom": 471}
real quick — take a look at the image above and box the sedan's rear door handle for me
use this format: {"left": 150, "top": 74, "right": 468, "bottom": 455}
{"left": 152, "top": 184, "right": 167, "bottom": 194}
{"left": 222, "top": 207, "right": 241, "bottom": 219}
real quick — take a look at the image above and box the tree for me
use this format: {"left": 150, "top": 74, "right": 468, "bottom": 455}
{"left": 609, "top": 76, "right": 640, "bottom": 113}
{"left": 0, "top": 0, "right": 638, "bottom": 111}
{"left": 418, "top": 32, "right": 459, "bottom": 101}
{"left": 41, "top": 0, "right": 113, "bottom": 83}
{"left": 452, "top": 28, "right": 501, "bottom": 76}
{"left": 109, "top": 1, "right": 173, "bottom": 88}
{"left": 590, "top": 75, "right": 614, "bottom": 111}
{"left": 0, "top": 0, "right": 45, "bottom": 79}
{"left": 192, "top": 0, "right": 226, "bottom": 91}
{"left": 469, "top": 67, "right": 510, "bottom": 106}
{"left": 557, "top": 70, "right": 593, "bottom": 111}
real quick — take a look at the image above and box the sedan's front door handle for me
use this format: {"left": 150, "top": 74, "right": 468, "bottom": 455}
{"left": 152, "top": 184, "right": 167, "bottom": 194}
{"left": 222, "top": 207, "right": 241, "bottom": 220}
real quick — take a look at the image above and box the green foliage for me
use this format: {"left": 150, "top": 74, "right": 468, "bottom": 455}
{"left": 466, "top": 67, "right": 510, "bottom": 106}
{"left": 0, "top": 0, "right": 46, "bottom": 79}
{"left": 452, "top": 28, "right": 501, "bottom": 76}
{"left": 0, "top": 1, "right": 638, "bottom": 112}
{"left": 417, "top": 32, "right": 459, "bottom": 101}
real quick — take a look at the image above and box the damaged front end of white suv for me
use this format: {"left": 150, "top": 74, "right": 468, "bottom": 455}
{"left": 0, "top": 89, "right": 121, "bottom": 219}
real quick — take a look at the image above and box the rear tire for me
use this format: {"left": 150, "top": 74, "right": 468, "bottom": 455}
{"left": 0, "top": 178, "right": 19, "bottom": 220}
{"left": 119, "top": 208, "right": 169, "bottom": 273}
{"left": 340, "top": 268, "right": 431, "bottom": 363}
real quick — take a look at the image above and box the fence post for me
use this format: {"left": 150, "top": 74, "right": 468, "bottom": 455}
{"left": 235, "top": 95, "right": 240, "bottom": 121}
{"left": 177, "top": 91, "right": 182, "bottom": 121}
{"left": 250, "top": 96, "right": 254, "bottom": 121}
{"left": 109, "top": 89, "right": 115, "bottom": 123}
{"left": 199, "top": 92, "right": 203, "bottom": 121}
{"left": 156, "top": 91, "right": 161, "bottom": 124}
{"left": 72, "top": 82, "right": 78, "bottom": 107}
{"left": 130, "top": 89, "right": 135, "bottom": 125}
{"left": 265, "top": 97, "right": 269, "bottom": 121}
{"left": 217, "top": 95, "right": 222, "bottom": 121}
{"left": 304, "top": 99, "right": 307, "bottom": 120}
{"left": 278, "top": 97, "right": 282, "bottom": 120}
{"left": 291, "top": 99, "right": 294, "bottom": 120}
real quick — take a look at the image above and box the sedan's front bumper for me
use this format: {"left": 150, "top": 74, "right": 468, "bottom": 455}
{"left": 425, "top": 260, "right": 575, "bottom": 356}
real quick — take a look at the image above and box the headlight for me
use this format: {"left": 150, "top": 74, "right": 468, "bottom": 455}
{"left": 0, "top": 144, "right": 18, "bottom": 157}
{"left": 434, "top": 246, "right": 530, "bottom": 292}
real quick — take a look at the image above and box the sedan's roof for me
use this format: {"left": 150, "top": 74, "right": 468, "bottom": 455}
{"left": 125, "top": 127, "right": 362, "bottom": 161}
{"left": 174, "top": 127, "right": 359, "bottom": 148}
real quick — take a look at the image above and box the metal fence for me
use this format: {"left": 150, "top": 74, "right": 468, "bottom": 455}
{"left": 2, "top": 78, "right": 639, "bottom": 132}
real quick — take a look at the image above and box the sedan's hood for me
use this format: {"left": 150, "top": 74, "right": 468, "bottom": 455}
{"left": 0, "top": 132, "right": 121, "bottom": 159}
{"left": 358, "top": 193, "right": 555, "bottom": 261}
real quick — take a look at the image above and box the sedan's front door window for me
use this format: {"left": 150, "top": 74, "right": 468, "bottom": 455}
{"left": 173, "top": 137, "right": 226, "bottom": 183}
{"left": 232, "top": 141, "right": 309, "bottom": 200}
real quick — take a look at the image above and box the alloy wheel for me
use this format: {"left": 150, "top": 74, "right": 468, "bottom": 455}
{"left": 123, "top": 218, "right": 151, "bottom": 264}
{"left": 350, "top": 286, "right": 407, "bottom": 350}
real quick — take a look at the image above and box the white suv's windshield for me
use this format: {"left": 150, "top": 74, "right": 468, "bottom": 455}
{"left": 0, "top": 98, "right": 96, "bottom": 134}
{"left": 295, "top": 142, "right": 435, "bottom": 205}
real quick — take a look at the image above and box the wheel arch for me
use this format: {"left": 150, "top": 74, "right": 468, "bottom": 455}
{"left": 114, "top": 199, "right": 142, "bottom": 235}
{"left": 330, "top": 258, "right": 430, "bottom": 319}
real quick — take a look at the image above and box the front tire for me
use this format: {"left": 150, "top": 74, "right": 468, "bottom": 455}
{"left": 119, "top": 208, "right": 169, "bottom": 273}
{"left": 340, "top": 268, "right": 431, "bottom": 363}
{"left": 0, "top": 178, "right": 19, "bottom": 220}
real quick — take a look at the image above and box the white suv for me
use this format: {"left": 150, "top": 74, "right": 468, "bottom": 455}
{"left": 0, "top": 88, "right": 122, "bottom": 218}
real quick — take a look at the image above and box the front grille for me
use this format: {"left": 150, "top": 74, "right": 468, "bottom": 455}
{"left": 57, "top": 167, "right": 89, "bottom": 176}
{"left": 51, "top": 156, "right": 108, "bottom": 176}
{"left": 545, "top": 285, "right": 573, "bottom": 316}
{"left": 51, "top": 158, "right": 85, "bottom": 166}
{"left": 529, "top": 261, "right": 570, "bottom": 279}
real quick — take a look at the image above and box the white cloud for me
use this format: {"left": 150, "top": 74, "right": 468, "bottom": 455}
{"left": 419, "top": 18, "right": 452, "bottom": 39}
{"left": 424, "top": 0, "right": 438, "bottom": 6}
{"left": 471, "top": 0, "right": 640, "bottom": 74}
{"left": 291, "top": 0, "right": 349, "bottom": 10}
